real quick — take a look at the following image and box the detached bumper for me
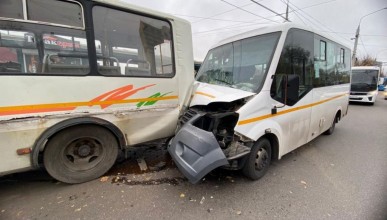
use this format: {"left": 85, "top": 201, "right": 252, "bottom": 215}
{"left": 168, "top": 117, "right": 228, "bottom": 184}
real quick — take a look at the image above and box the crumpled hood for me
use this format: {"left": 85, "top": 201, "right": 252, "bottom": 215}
{"left": 190, "top": 82, "right": 256, "bottom": 107}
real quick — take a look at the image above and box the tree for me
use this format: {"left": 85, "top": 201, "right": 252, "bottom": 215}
{"left": 354, "top": 55, "right": 377, "bottom": 66}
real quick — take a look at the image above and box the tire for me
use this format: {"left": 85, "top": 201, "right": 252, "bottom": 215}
{"left": 242, "top": 138, "right": 271, "bottom": 180}
{"left": 43, "top": 125, "right": 119, "bottom": 184}
{"left": 324, "top": 115, "right": 337, "bottom": 135}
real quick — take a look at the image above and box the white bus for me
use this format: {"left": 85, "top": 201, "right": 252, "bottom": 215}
{"left": 350, "top": 66, "right": 380, "bottom": 104}
{"left": 168, "top": 23, "right": 351, "bottom": 184}
{"left": 0, "top": 0, "right": 194, "bottom": 183}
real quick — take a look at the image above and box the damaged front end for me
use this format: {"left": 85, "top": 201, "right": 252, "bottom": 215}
{"left": 168, "top": 100, "right": 252, "bottom": 184}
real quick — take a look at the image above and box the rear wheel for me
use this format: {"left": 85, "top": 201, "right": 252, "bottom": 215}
{"left": 242, "top": 138, "right": 271, "bottom": 180}
{"left": 43, "top": 125, "right": 119, "bottom": 184}
{"left": 324, "top": 114, "right": 338, "bottom": 135}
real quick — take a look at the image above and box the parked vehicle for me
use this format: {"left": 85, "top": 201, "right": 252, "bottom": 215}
{"left": 168, "top": 23, "right": 351, "bottom": 184}
{"left": 0, "top": 0, "right": 194, "bottom": 183}
{"left": 350, "top": 66, "right": 380, "bottom": 104}
{"left": 378, "top": 77, "right": 386, "bottom": 91}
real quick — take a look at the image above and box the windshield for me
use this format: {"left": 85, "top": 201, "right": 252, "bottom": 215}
{"left": 352, "top": 70, "right": 378, "bottom": 86}
{"left": 196, "top": 32, "right": 281, "bottom": 93}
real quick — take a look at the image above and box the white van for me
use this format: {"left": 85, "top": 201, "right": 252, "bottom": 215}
{"left": 169, "top": 23, "right": 351, "bottom": 183}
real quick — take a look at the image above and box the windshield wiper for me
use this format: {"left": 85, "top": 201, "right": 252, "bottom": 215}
{"left": 213, "top": 78, "right": 232, "bottom": 86}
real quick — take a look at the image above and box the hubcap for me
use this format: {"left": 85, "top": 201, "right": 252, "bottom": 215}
{"left": 255, "top": 148, "right": 268, "bottom": 171}
{"left": 62, "top": 137, "right": 104, "bottom": 171}
{"left": 78, "top": 145, "right": 91, "bottom": 157}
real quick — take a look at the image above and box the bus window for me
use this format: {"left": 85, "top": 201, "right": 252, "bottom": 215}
{"left": 92, "top": 6, "right": 174, "bottom": 77}
{"left": 0, "top": 29, "right": 38, "bottom": 73}
{"left": 0, "top": 0, "right": 24, "bottom": 20}
{"left": 42, "top": 34, "right": 89, "bottom": 75}
{"left": 27, "top": 0, "right": 84, "bottom": 28}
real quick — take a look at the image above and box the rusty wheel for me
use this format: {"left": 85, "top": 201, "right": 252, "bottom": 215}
{"left": 43, "top": 125, "right": 118, "bottom": 184}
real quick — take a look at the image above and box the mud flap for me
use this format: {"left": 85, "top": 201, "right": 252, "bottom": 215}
{"left": 168, "top": 123, "right": 228, "bottom": 184}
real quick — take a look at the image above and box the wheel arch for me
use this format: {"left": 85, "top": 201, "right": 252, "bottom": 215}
{"left": 31, "top": 117, "right": 126, "bottom": 168}
{"left": 259, "top": 133, "right": 280, "bottom": 161}
{"left": 335, "top": 108, "right": 342, "bottom": 123}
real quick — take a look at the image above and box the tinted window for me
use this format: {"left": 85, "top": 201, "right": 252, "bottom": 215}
{"left": 27, "top": 0, "right": 83, "bottom": 27}
{"left": 271, "top": 29, "right": 314, "bottom": 105}
{"left": 0, "top": 0, "right": 24, "bottom": 19}
{"left": 93, "top": 6, "right": 174, "bottom": 77}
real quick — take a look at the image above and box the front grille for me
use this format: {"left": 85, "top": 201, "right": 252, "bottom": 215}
{"left": 180, "top": 109, "right": 198, "bottom": 126}
{"left": 350, "top": 92, "right": 367, "bottom": 95}
{"left": 350, "top": 97, "right": 362, "bottom": 100}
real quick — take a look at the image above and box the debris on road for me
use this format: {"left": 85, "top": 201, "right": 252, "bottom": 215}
{"left": 149, "top": 161, "right": 166, "bottom": 171}
{"left": 74, "top": 208, "right": 81, "bottom": 212}
{"left": 207, "top": 208, "right": 213, "bottom": 213}
{"left": 236, "top": 210, "right": 242, "bottom": 215}
{"left": 200, "top": 196, "right": 205, "bottom": 205}
{"left": 180, "top": 193, "right": 185, "bottom": 198}
{"left": 100, "top": 176, "right": 109, "bottom": 182}
{"left": 137, "top": 157, "right": 148, "bottom": 171}
{"left": 301, "top": 180, "right": 307, "bottom": 188}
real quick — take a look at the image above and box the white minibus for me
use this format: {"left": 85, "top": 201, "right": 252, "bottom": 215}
{"left": 168, "top": 23, "right": 351, "bottom": 184}
{"left": 350, "top": 66, "right": 380, "bottom": 104}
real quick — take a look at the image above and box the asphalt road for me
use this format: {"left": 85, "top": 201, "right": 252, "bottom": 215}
{"left": 1, "top": 93, "right": 386, "bottom": 220}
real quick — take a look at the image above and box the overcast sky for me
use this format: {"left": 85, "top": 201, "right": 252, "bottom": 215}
{"left": 121, "top": 0, "right": 387, "bottom": 68}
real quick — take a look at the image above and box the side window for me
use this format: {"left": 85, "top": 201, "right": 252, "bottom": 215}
{"left": 27, "top": 0, "right": 84, "bottom": 28}
{"left": 42, "top": 33, "right": 89, "bottom": 75}
{"left": 0, "top": 0, "right": 89, "bottom": 75}
{"left": 271, "top": 29, "right": 314, "bottom": 105}
{"left": 320, "top": 41, "right": 326, "bottom": 61}
{"left": 313, "top": 37, "right": 327, "bottom": 87}
{"left": 93, "top": 6, "right": 174, "bottom": 77}
{"left": 340, "top": 48, "right": 345, "bottom": 64}
{"left": 0, "top": 29, "right": 38, "bottom": 73}
{"left": 0, "top": 0, "right": 24, "bottom": 19}
{"left": 326, "top": 41, "right": 336, "bottom": 86}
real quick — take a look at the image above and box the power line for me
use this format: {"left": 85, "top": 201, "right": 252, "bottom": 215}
{"left": 220, "top": 0, "right": 279, "bottom": 23}
{"left": 359, "top": 36, "right": 368, "bottom": 54}
{"left": 281, "top": 0, "right": 353, "bottom": 44}
{"left": 173, "top": 14, "right": 266, "bottom": 24}
{"left": 193, "top": 21, "right": 272, "bottom": 35}
{"left": 191, "top": 2, "right": 255, "bottom": 24}
{"left": 250, "top": 0, "right": 289, "bottom": 21}
{"left": 291, "top": 7, "right": 308, "bottom": 26}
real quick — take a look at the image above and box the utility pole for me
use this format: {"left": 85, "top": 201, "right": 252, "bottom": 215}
{"left": 250, "top": 0, "right": 289, "bottom": 22}
{"left": 285, "top": 0, "right": 289, "bottom": 22}
{"left": 352, "top": 25, "right": 360, "bottom": 65}
{"left": 352, "top": 7, "right": 387, "bottom": 65}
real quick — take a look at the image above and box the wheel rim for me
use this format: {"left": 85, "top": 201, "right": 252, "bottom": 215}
{"left": 61, "top": 137, "right": 105, "bottom": 171}
{"left": 255, "top": 147, "right": 269, "bottom": 171}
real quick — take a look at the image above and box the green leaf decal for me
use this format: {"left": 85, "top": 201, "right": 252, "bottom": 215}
{"left": 136, "top": 92, "right": 172, "bottom": 108}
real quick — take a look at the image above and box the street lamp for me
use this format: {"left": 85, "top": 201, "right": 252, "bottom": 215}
{"left": 352, "top": 7, "right": 387, "bottom": 64}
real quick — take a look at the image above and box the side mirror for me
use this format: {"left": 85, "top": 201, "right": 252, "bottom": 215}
{"left": 271, "top": 74, "right": 299, "bottom": 114}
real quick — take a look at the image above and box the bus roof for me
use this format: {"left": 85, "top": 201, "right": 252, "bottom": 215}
{"left": 352, "top": 66, "right": 380, "bottom": 70}
{"left": 93, "top": 0, "right": 190, "bottom": 25}
{"left": 211, "top": 22, "right": 351, "bottom": 50}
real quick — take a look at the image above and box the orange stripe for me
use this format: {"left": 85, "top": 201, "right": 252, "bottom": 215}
{"left": 238, "top": 93, "right": 348, "bottom": 126}
{"left": 0, "top": 96, "right": 178, "bottom": 116}
{"left": 195, "top": 92, "right": 216, "bottom": 99}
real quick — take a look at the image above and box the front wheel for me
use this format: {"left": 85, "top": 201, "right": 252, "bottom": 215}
{"left": 43, "top": 125, "right": 119, "bottom": 184}
{"left": 242, "top": 138, "right": 272, "bottom": 180}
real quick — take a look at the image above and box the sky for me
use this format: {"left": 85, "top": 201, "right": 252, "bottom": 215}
{"left": 121, "top": 0, "right": 387, "bottom": 72}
